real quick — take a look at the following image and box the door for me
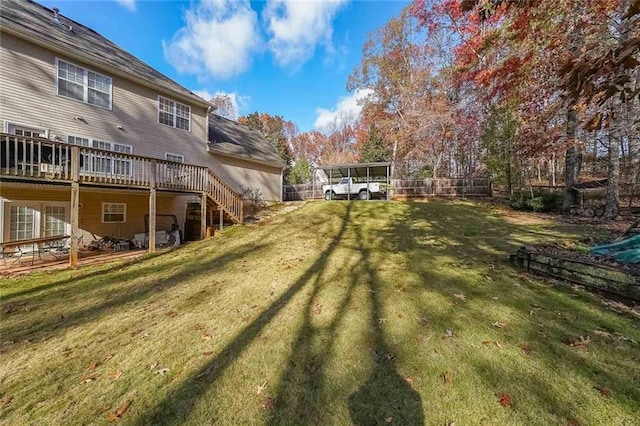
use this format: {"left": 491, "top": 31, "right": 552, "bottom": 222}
{"left": 184, "top": 202, "right": 201, "bottom": 241}
{"left": 42, "top": 205, "right": 69, "bottom": 237}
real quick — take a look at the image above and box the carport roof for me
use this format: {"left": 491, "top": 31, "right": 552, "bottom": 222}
{"left": 315, "top": 162, "right": 391, "bottom": 178}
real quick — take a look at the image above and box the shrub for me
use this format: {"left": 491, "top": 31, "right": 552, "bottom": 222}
{"left": 240, "top": 186, "right": 267, "bottom": 218}
{"left": 510, "top": 189, "right": 561, "bottom": 212}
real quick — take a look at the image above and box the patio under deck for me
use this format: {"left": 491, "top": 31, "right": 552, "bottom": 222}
{"left": 0, "top": 133, "right": 243, "bottom": 268}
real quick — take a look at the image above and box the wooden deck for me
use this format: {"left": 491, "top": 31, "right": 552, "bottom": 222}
{"left": 1, "top": 133, "right": 243, "bottom": 268}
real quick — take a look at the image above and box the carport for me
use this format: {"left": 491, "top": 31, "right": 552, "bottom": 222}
{"left": 312, "top": 162, "right": 392, "bottom": 201}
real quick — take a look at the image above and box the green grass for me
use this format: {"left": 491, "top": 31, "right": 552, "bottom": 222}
{"left": 1, "top": 200, "right": 638, "bottom": 425}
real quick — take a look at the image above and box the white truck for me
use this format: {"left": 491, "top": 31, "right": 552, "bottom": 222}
{"left": 322, "top": 178, "right": 385, "bottom": 200}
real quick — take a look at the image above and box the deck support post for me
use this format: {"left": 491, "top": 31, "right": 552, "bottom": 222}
{"left": 69, "top": 146, "right": 80, "bottom": 268}
{"left": 219, "top": 208, "right": 224, "bottom": 231}
{"left": 148, "top": 160, "right": 157, "bottom": 253}
{"left": 201, "top": 193, "right": 207, "bottom": 239}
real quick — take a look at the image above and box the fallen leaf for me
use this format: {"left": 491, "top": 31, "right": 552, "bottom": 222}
{"left": 520, "top": 344, "right": 531, "bottom": 354}
{"left": 444, "top": 371, "right": 452, "bottom": 384}
{"left": 491, "top": 297, "right": 499, "bottom": 300}
{"left": 595, "top": 386, "right": 612, "bottom": 398}
{"left": 62, "top": 347, "right": 73, "bottom": 357}
{"left": 202, "top": 351, "right": 214, "bottom": 356}
{"left": 1, "top": 395, "right": 12, "bottom": 407}
{"left": 495, "top": 341, "right": 503, "bottom": 349}
{"left": 81, "top": 375, "right": 96, "bottom": 383}
{"left": 593, "top": 330, "right": 612, "bottom": 338}
{"left": 569, "top": 336, "right": 591, "bottom": 348}
{"left": 446, "top": 422, "right": 455, "bottom": 426}
{"left": 385, "top": 416, "right": 393, "bottom": 423}
{"left": 87, "top": 361, "right": 99, "bottom": 371}
{"left": 166, "top": 311, "right": 177, "bottom": 318}
{"left": 493, "top": 321, "right": 506, "bottom": 329}
{"left": 482, "top": 340, "right": 491, "bottom": 346}
{"left": 256, "top": 381, "right": 268, "bottom": 395}
{"left": 201, "top": 334, "right": 212, "bottom": 340}
{"left": 453, "top": 293, "right": 466, "bottom": 301}
{"left": 566, "top": 418, "right": 580, "bottom": 426}
{"left": 378, "top": 318, "right": 387, "bottom": 324}
{"left": 108, "top": 399, "right": 131, "bottom": 421}
{"left": 496, "top": 392, "right": 511, "bottom": 407}
{"left": 103, "top": 354, "right": 114, "bottom": 362}
{"left": 108, "top": 370, "right": 122, "bottom": 380}
{"left": 150, "top": 361, "right": 159, "bottom": 370}
{"left": 154, "top": 368, "right": 170, "bottom": 375}
{"left": 442, "top": 329, "right": 455, "bottom": 339}
{"left": 101, "top": 404, "right": 111, "bottom": 412}
{"left": 313, "top": 303, "right": 322, "bottom": 315}
{"left": 405, "top": 376, "right": 414, "bottom": 386}
{"left": 262, "top": 396, "right": 275, "bottom": 410}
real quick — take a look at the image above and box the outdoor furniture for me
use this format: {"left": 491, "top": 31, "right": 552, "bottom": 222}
{"left": 0, "top": 235, "right": 71, "bottom": 266}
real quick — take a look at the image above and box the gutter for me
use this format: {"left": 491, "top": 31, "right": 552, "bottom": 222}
{"left": 0, "top": 25, "right": 210, "bottom": 109}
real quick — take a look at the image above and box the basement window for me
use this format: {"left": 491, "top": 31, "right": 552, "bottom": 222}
{"left": 56, "top": 59, "right": 112, "bottom": 109}
{"left": 102, "top": 203, "right": 126, "bottom": 223}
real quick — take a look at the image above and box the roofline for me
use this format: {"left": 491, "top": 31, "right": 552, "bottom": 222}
{"left": 315, "top": 162, "right": 392, "bottom": 170}
{"left": 0, "top": 24, "right": 210, "bottom": 109}
{"left": 207, "top": 146, "right": 287, "bottom": 170}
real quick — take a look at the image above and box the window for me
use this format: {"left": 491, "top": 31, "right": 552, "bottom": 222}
{"left": 102, "top": 203, "right": 126, "bottom": 223}
{"left": 158, "top": 96, "right": 190, "bottom": 131}
{"left": 165, "top": 153, "right": 184, "bottom": 163}
{"left": 43, "top": 206, "right": 67, "bottom": 237}
{"left": 68, "top": 135, "right": 133, "bottom": 175}
{"left": 7, "top": 124, "right": 47, "bottom": 138}
{"left": 57, "top": 59, "right": 112, "bottom": 109}
{"left": 10, "top": 205, "right": 35, "bottom": 241}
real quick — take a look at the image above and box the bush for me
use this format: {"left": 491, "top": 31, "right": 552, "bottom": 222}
{"left": 240, "top": 186, "right": 267, "bottom": 218}
{"left": 510, "top": 189, "right": 561, "bottom": 212}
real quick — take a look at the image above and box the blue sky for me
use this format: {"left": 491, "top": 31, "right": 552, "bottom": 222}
{"left": 39, "top": 0, "right": 409, "bottom": 131}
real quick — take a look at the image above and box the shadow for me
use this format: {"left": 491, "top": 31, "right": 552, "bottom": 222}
{"left": 133, "top": 204, "right": 354, "bottom": 425}
{"left": 375, "top": 200, "right": 640, "bottom": 421}
{"left": 348, "top": 216, "right": 424, "bottom": 426}
{"left": 1, "top": 241, "right": 269, "bottom": 347}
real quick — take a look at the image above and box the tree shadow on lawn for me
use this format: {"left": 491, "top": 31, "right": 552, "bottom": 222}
{"left": 380, "top": 201, "right": 640, "bottom": 422}
{"left": 1, "top": 241, "right": 270, "bottom": 347}
{"left": 133, "top": 204, "right": 355, "bottom": 425}
{"left": 266, "top": 210, "right": 424, "bottom": 425}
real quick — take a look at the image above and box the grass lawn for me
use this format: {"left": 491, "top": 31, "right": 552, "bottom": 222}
{"left": 1, "top": 200, "right": 639, "bottom": 425}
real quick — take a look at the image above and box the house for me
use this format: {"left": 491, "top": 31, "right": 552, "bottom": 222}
{"left": 208, "top": 114, "right": 287, "bottom": 202}
{"left": 0, "top": 0, "right": 284, "bottom": 265}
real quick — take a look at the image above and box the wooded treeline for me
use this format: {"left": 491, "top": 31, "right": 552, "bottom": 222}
{"left": 214, "top": 1, "right": 640, "bottom": 219}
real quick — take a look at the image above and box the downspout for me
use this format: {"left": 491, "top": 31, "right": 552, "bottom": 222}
{"left": 205, "top": 106, "right": 212, "bottom": 152}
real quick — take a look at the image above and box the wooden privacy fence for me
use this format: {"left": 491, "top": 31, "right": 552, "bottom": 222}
{"left": 283, "top": 178, "right": 492, "bottom": 201}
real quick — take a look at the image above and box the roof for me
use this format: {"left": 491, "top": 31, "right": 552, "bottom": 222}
{"left": 315, "top": 162, "right": 391, "bottom": 178}
{"left": 207, "top": 114, "right": 287, "bottom": 168}
{"left": 0, "top": 0, "right": 208, "bottom": 107}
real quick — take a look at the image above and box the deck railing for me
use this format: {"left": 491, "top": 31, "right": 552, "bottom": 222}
{"left": 0, "top": 133, "right": 243, "bottom": 222}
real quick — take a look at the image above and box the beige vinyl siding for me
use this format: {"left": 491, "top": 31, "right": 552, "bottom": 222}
{"left": 0, "top": 33, "right": 208, "bottom": 166}
{"left": 0, "top": 184, "right": 195, "bottom": 242}
{"left": 208, "top": 154, "right": 283, "bottom": 202}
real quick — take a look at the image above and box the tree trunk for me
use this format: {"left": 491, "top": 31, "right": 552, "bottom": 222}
{"left": 563, "top": 108, "right": 581, "bottom": 212}
{"left": 605, "top": 120, "right": 621, "bottom": 220}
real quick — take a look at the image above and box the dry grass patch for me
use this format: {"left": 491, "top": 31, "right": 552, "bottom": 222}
{"left": 1, "top": 200, "right": 638, "bottom": 425}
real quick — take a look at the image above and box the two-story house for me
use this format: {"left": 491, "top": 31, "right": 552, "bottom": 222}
{"left": 0, "top": 0, "right": 285, "bottom": 264}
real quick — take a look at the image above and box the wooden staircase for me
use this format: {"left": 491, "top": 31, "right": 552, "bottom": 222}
{"left": 205, "top": 169, "right": 243, "bottom": 224}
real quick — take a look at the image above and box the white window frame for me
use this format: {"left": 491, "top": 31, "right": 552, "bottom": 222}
{"left": 5, "top": 122, "right": 48, "bottom": 138}
{"left": 102, "top": 203, "right": 127, "bottom": 224}
{"left": 157, "top": 95, "right": 191, "bottom": 132}
{"left": 164, "top": 153, "right": 184, "bottom": 163}
{"left": 67, "top": 135, "right": 133, "bottom": 176}
{"left": 41, "top": 202, "right": 71, "bottom": 238}
{"left": 56, "top": 58, "right": 113, "bottom": 110}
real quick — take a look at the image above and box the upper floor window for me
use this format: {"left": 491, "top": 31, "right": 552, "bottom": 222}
{"left": 56, "top": 59, "right": 112, "bottom": 109}
{"left": 158, "top": 96, "right": 190, "bottom": 131}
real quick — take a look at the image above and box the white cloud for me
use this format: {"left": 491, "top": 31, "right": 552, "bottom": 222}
{"left": 314, "top": 89, "right": 374, "bottom": 130}
{"left": 163, "top": 1, "right": 261, "bottom": 80}
{"left": 194, "top": 90, "right": 251, "bottom": 120}
{"left": 116, "top": 0, "right": 136, "bottom": 11}
{"left": 264, "top": 0, "right": 348, "bottom": 68}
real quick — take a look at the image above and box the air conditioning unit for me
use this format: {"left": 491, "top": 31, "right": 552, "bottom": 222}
{"left": 40, "top": 163, "right": 64, "bottom": 173}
